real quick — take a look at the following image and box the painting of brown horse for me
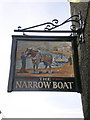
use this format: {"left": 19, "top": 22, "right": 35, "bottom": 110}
{"left": 25, "top": 48, "right": 53, "bottom": 73}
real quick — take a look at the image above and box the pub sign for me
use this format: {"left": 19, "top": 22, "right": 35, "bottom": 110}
{"left": 8, "top": 35, "right": 81, "bottom": 92}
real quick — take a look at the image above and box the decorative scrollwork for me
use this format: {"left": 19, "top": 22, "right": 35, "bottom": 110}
{"left": 16, "top": 14, "right": 83, "bottom": 32}
{"left": 70, "top": 25, "right": 77, "bottom": 31}
{"left": 52, "top": 19, "right": 59, "bottom": 24}
{"left": 14, "top": 12, "right": 85, "bottom": 43}
{"left": 44, "top": 19, "right": 59, "bottom": 31}
{"left": 15, "top": 12, "right": 84, "bottom": 43}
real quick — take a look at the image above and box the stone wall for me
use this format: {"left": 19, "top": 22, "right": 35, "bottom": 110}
{"left": 70, "top": 2, "right": 90, "bottom": 119}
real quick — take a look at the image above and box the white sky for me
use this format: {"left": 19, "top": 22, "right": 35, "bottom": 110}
{"left": 0, "top": 0, "right": 84, "bottom": 118}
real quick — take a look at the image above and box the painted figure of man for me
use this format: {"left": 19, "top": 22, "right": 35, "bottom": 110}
{"left": 20, "top": 52, "right": 28, "bottom": 73}
{"left": 68, "top": 56, "right": 72, "bottom": 65}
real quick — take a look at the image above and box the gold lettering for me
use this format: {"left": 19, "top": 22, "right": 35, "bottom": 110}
{"left": 39, "top": 77, "right": 51, "bottom": 81}
{"left": 53, "top": 82, "right": 57, "bottom": 88}
{"left": 43, "top": 82, "right": 51, "bottom": 88}
{"left": 33, "top": 82, "right": 38, "bottom": 88}
{"left": 63, "top": 82, "right": 69, "bottom": 89}
{"left": 16, "top": 81, "right": 22, "bottom": 88}
{"left": 68, "top": 82, "right": 74, "bottom": 89}
{"left": 38, "top": 82, "right": 43, "bottom": 88}
{"left": 22, "top": 81, "right": 28, "bottom": 88}
{"left": 15, "top": 81, "right": 74, "bottom": 90}
{"left": 28, "top": 81, "right": 33, "bottom": 88}
{"left": 53, "top": 82, "right": 74, "bottom": 89}
{"left": 58, "top": 82, "right": 64, "bottom": 89}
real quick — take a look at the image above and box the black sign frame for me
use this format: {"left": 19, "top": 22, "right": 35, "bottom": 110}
{"left": 8, "top": 35, "right": 81, "bottom": 93}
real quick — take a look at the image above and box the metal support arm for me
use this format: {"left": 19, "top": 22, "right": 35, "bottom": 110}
{"left": 14, "top": 12, "right": 85, "bottom": 43}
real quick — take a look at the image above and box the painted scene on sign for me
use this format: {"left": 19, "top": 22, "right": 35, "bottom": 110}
{"left": 15, "top": 40, "right": 75, "bottom": 77}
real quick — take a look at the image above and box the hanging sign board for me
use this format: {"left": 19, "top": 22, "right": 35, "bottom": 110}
{"left": 8, "top": 35, "right": 81, "bottom": 92}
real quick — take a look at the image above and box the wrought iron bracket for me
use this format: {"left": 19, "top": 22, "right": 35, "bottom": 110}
{"left": 14, "top": 12, "right": 85, "bottom": 43}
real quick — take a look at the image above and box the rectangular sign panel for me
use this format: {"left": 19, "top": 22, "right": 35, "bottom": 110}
{"left": 8, "top": 35, "right": 81, "bottom": 92}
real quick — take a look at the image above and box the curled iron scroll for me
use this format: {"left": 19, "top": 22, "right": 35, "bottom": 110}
{"left": 17, "top": 14, "right": 82, "bottom": 32}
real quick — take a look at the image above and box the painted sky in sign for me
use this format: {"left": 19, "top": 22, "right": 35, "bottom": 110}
{"left": 0, "top": 0, "right": 83, "bottom": 118}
